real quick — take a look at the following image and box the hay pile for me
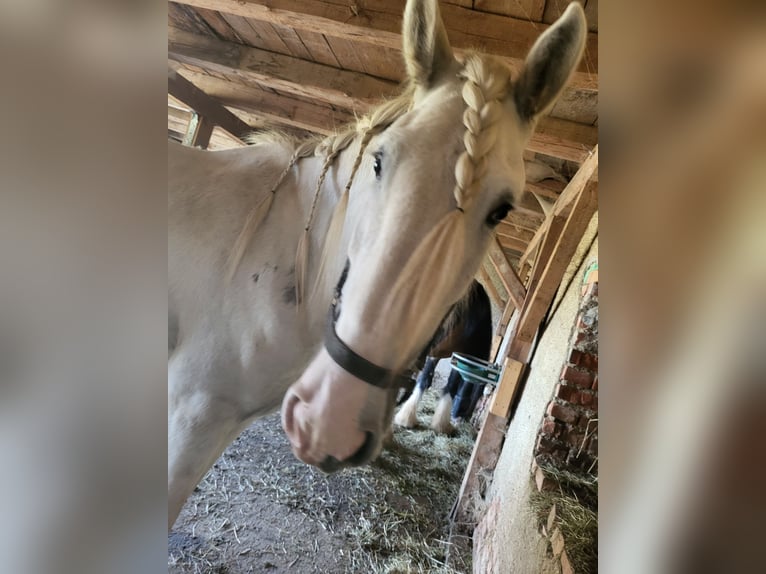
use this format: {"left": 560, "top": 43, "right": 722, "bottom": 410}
{"left": 169, "top": 386, "right": 476, "bottom": 574}
{"left": 529, "top": 466, "right": 598, "bottom": 573}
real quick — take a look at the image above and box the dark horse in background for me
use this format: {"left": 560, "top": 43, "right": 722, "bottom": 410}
{"left": 394, "top": 281, "right": 493, "bottom": 433}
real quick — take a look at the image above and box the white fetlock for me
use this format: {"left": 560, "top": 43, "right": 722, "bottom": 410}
{"left": 430, "top": 394, "right": 453, "bottom": 434}
{"left": 394, "top": 388, "right": 422, "bottom": 428}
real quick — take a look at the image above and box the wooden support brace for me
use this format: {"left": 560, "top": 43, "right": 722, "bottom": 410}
{"left": 168, "top": 67, "right": 251, "bottom": 141}
{"left": 487, "top": 237, "right": 526, "bottom": 309}
{"left": 477, "top": 263, "right": 505, "bottom": 309}
{"left": 451, "top": 412, "right": 508, "bottom": 524}
{"left": 490, "top": 358, "right": 525, "bottom": 418}
{"left": 182, "top": 112, "right": 214, "bottom": 148}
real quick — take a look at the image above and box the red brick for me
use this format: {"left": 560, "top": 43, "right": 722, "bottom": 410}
{"left": 569, "top": 348, "right": 598, "bottom": 371}
{"left": 561, "top": 365, "right": 595, "bottom": 389}
{"left": 554, "top": 383, "right": 578, "bottom": 403}
{"left": 547, "top": 402, "right": 579, "bottom": 424}
{"left": 579, "top": 391, "right": 594, "bottom": 407}
{"left": 592, "top": 375, "right": 599, "bottom": 391}
{"left": 541, "top": 418, "right": 563, "bottom": 438}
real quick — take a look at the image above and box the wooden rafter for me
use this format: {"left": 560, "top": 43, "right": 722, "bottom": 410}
{"left": 477, "top": 263, "right": 505, "bottom": 309}
{"left": 168, "top": 67, "right": 251, "bottom": 141}
{"left": 507, "top": 147, "right": 599, "bottom": 360}
{"left": 487, "top": 237, "right": 526, "bottom": 310}
{"left": 169, "top": 27, "right": 398, "bottom": 112}
{"left": 168, "top": 29, "right": 595, "bottom": 162}
{"left": 175, "top": 68, "right": 355, "bottom": 134}
{"left": 171, "top": 0, "right": 597, "bottom": 91}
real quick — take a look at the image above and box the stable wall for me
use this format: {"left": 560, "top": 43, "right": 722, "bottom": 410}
{"left": 473, "top": 214, "right": 598, "bottom": 573}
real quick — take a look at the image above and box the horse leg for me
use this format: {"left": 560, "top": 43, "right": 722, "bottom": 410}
{"left": 431, "top": 370, "right": 460, "bottom": 433}
{"left": 168, "top": 347, "right": 246, "bottom": 530}
{"left": 451, "top": 375, "right": 475, "bottom": 421}
{"left": 394, "top": 356, "right": 437, "bottom": 428}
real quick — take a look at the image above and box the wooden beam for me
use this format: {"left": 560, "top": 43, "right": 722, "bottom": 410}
{"left": 513, "top": 180, "right": 598, "bottom": 347}
{"left": 553, "top": 146, "right": 599, "bottom": 215}
{"left": 527, "top": 180, "right": 566, "bottom": 202}
{"left": 495, "top": 232, "right": 528, "bottom": 254}
{"left": 175, "top": 68, "right": 355, "bottom": 134}
{"left": 487, "top": 238, "right": 526, "bottom": 310}
{"left": 168, "top": 26, "right": 593, "bottom": 162}
{"left": 452, "top": 411, "right": 508, "bottom": 524}
{"left": 182, "top": 112, "right": 215, "bottom": 148}
{"left": 168, "top": 27, "right": 398, "bottom": 112}
{"left": 478, "top": 263, "right": 505, "bottom": 309}
{"left": 490, "top": 358, "right": 525, "bottom": 418}
{"left": 168, "top": 67, "right": 251, "bottom": 140}
{"left": 172, "top": 0, "right": 598, "bottom": 91}
{"left": 530, "top": 117, "right": 598, "bottom": 164}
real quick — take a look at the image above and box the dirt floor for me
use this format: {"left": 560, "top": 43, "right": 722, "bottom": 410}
{"left": 168, "top": 379, "right": 476, "bottom": 574}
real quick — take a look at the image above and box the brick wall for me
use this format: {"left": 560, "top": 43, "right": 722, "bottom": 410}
{"left": 534, "top": 270, "right": 598, "bottom": 474}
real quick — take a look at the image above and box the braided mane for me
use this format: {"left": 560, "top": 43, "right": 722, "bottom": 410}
{"left": 227, "top": 52, "right": 513, "bottom": 322}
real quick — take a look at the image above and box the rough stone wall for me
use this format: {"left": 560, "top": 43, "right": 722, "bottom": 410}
{"left": 535, "top": 276, "right": 599, "bottom": 474}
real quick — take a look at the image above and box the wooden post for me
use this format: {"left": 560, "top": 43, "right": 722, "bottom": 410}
{"left": 182, "top": 112, "right": 214, "bottom": 149}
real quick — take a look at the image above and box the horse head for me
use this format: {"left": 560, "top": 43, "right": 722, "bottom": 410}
{"left": 282, "top": 0, "right": 587, "bottom": 472}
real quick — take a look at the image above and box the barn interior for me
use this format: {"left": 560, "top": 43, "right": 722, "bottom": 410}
{"left": 168, "top": 1, "right": 599, "bottom": 572}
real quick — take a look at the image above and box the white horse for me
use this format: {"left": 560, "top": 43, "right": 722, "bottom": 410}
{"left": 168, "top": 0, "right": 587, "bottom": 529}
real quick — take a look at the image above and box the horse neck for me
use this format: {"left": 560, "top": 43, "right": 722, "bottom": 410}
{"left": 290, "top": 136, "right": 363, "bottom": 327}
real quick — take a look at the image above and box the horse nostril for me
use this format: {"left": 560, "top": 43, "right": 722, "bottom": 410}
{"left": 346, "top": 432, "right": 376, "bottom": 465}
{"left": 281, "top": 393, "right": 304, "bottom": 448}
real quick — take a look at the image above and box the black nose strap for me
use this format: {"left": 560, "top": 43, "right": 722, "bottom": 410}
{"left": 324, "top": 308, "right": 411, "bottom": 389}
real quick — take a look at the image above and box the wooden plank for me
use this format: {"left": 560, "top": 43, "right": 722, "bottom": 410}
{"left": 527, "top": 180, "right": 566, "bottom": 202}
{"left": 475, "top": 0, "right": 546, "bottom": 23}
{"left": 182, "top": 112, "right": 215, "bottom": 148}
{"left": 168, "top": 67, "right": 252, "bottom": 140}
{"left": 452, "top": 412, "right": 508, "bottom": 524}
{"left": 518, "top": 216, "right": 549, "bottom": 272}
{"left": 247, "top": 19, "right": 292, "bottom": 53}
{"left": 176, "top": 68, "right": 354, "bottom": 134}
{"left": 169, "top": 27, "right": 398, "bottom": 112}
{"left": 478, "top": 263, "right": 505, "bottom": 308}
{"left": 524, "top": 215, "right": 566, "bottom": 301}
{"left": 488, "top": 237, "right": 526, "bottom": 310}
{"left": 218, "top": 13, "right": 262, "bottom": 46}
{"left": 497, "top": 294, "right": 516, "bottom": 334}
{"left": 490, "top": 358, "right": 525, "bottom": 418}
{"left": 497, "top": 221, "right": 535, "bottom": 242}
{"left": 193, "top": 7, "right": 243, "bottom": 43}
{"left": 172, "top": 0, "right": 597, "bottom": 91}
{"left": 270, "top": 21, "right": 312, "bottom": 60}
{"left": 296, "top": 29, "right": 341, "bottom": 68}
{"left": 553, "top": 146, "right": 598, "bottom": 214}
{"left": 496, "top": 232, "right": 528, "bottom": 254}
{"left": 515, "top": 179, "right": 597, "bottom": 344}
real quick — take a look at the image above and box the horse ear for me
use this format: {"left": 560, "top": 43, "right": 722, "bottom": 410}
{"left": 513, "top": 2, "right": 587, "bottom": 122}
{"left": 403, "top": 0, "right": 455, "bottom": 88}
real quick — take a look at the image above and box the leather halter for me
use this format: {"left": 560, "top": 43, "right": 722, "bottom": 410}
{"left": 323, "top": 261, "right": 413, "bottom": 390}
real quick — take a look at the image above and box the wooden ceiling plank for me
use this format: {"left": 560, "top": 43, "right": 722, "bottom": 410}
{"left": 177, "top": 68, "right": 354, "bottom": 134}
{"left": 192, "top": 7, "right": 243, "bottom": 43}
{"left": 172, "top": 0, "right": 597, "bottom": 91}
{"left": 168, "top": 67, "right": 251, "bottom": 140}
{"left": 169, "top": 27, "right": 397, "bottom": 113}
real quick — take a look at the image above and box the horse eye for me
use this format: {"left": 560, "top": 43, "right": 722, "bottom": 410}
{"left": 373, "top": 152, "right": 382, "bottom": 179}
{"left": 486, "top": 202, "right": 512, "bottom": 226}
